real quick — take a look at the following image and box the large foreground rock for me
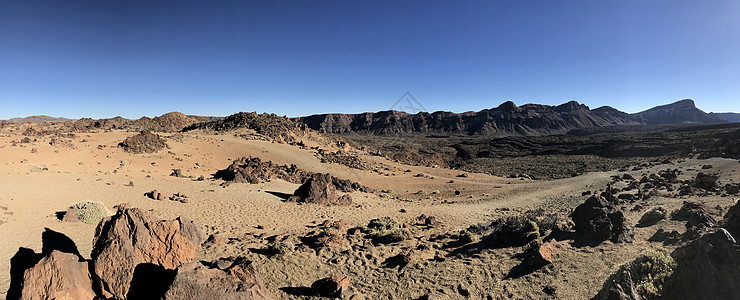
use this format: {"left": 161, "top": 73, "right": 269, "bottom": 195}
{"left": 289, "top": 173, "right": 353, "bottom": 206}
{"left": 662, "top": 228, "right": 740, "bottom": 300}
{"left": 20, "top": 250, "right": 96, "bottom": 300}
{"left": 571, "top": 196, "right": 634, "bottom": 243}
{"left": 163, "top": 257, "right": 272, "bottom": 300}
{"left": 91, "top": 205, "right": 203, "bottom": 299}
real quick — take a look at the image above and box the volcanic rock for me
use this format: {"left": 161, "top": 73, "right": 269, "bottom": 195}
{"left": 19, "top": 250, "right": 96, "bottom": 300}
{"left": 571, "top": 196, "right": 634, "bottom": 243}
{"left": 288, "top": 173, "right": 353, "bottom": 206}
{"left": 672, "top": 201, "right": 716, "bottom": 229}
{"left": 524, "top": 242, "right": 554, "bottom": 268}
{"left": 311, "top": 276, "right": 351, "bottom": 298}
{"left": 163, "top": 256, "right": 273, "bottom": 300}
{"left": 662, "top": 228, "right": 740, "bottom": 300}
{"left": 118, "top": 130, "right": 167, "bottom": 154}
{"left": 91, "top": 205, "right": 204, "bottom": 299}
{"left": 694, "top": 172, "right": 719, "bottom": 190}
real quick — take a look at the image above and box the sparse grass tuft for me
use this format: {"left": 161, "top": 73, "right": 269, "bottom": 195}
{"left": 597, "top": 248, "right": 676, "bottom": 300}
{"left": 360, "top": 217, "right": 411, "bottom": 244}
{"left": 639, "top": 206, "right": 668, "bottom": 225}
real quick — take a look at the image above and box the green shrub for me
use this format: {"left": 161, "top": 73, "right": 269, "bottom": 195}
{"left": 267, "top": 241, "right": 294, "bottom": 255}
{"left": 455, "top": 230, "right": 476, "bottom": 244}
{"left": 361, "top": 217, "right": 411, "bottom": 244}
{"left": 639, "top": 206, "right": 668, "bottom": 225}
{"left": 69, "top": 201, "right": 110, "bottom": 224}
{"left": 596, "top": 248, "right": 676, "bottom": 299}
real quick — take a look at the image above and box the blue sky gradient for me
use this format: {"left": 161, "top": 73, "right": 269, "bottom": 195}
{"left": 1, "top": 1, "right": 738, "bottom": 119}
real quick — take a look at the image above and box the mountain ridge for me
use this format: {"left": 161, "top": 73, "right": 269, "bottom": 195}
{"left": 294, "top": 99, "right": 726, "bottom": 136}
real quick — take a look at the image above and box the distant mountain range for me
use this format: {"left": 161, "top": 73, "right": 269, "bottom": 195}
{"left": 294, "top": 99, "right": 740, "bottom": 136}
{"left": 0, "top": 115, "right": 71, "bottom": 124}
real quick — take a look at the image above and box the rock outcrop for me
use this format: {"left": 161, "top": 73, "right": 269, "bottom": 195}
{"left": 118, "top": 130, "right": 168, "bottom": 153}
{"left": 164, "top": 257, "right": 272, "bottom": 300}
{"left": 19, "top": 250, "right": 96, "bottom": 300}
{"left": 571, "top": 196, "right": 634, "bottom": 243}
{"left": 662, "top": 228, "right": 740, "bottom": 300}
{"left": 91, "top": 205, "right": 204, "bottom": 299}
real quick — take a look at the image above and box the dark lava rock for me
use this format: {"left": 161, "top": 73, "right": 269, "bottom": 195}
{"left": 662, "top": 228, "right": 740, "bottom": 300}
{"left": 694, "top": 172, "right": 719, "bottom": 190}
{"left": 672, "top": 201, "right": 716, "bottom": 230}
{"left": 571, "top": 196, "right": 634, "bottom": 243}
{"left": 311, "top": 276, "right": 350, "bottom": 298}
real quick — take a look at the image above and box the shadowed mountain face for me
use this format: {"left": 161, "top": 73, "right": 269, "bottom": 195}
{"left": 294, "top": 99, "right": 726, "bottom": 136}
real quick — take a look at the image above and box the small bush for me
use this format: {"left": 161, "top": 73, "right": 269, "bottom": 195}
{"left": 267, "top": 241, "right": 294, "bottom": 255}
{"left": 69, "top": 201, "right": 110, "bottom": 224}
{"left": 639, "top": 206, "right": 668, "bottom": 225}
{"left": 596, "top": 248, "right": 676, "bottom": 299}
{"left": 361, "top": 217, "right": 411, "bottom": 244}
{"left": 456, "top": 230, "right": 477, "bottom": 244}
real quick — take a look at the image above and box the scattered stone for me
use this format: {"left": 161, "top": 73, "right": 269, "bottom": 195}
{"left": 91, "top": 205, "right": 203, "bottom": 299}
{"left": 171, "top": 169, "right": 183, "bottom": 177}
{"left": 146, "top": 190, "right": 166, "bottom": 200}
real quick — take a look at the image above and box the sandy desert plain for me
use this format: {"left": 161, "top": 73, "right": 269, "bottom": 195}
{"left": 1, "top": 111, "right": 740, "bottom": 300}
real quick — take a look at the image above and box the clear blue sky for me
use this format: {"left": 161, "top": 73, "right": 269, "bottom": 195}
{"left": 1, "top": 1, "right": 738, "bottom": 119}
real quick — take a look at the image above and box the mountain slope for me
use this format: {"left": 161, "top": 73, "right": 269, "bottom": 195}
{"left": 709, "top": 112, "right": 740, "bottom": 123}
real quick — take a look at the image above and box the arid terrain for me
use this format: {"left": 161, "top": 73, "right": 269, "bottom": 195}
{"left": 1, "top": 105, "right": 740, "bottom": 299}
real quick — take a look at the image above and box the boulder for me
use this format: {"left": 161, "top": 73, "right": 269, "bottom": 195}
{"left": 163, "top": 257, "right": 272, "bottom": 300}
{"left": 288, "top": 173, "right": 353, "bottom": 206}
{"left": 61, "top": 208, "right": 80, "bottom": 223}
{"left": 524, "top": 242, "right": 554, "bottom": 268}
{"left": 662, "top": 228, "right": 740, "bottom": 300}
{"left": 91, "top": 205, "right": 203, "bottom": 299}
{"left": 672, "top": 201, "right": 716, "bottom": 229}
{"left": 694, "top": 172, "right": 718, "bottom": 190}
{"left": 571, "top": 196, "right": 634, "bottom": 243}
{"left": 311, "top": 276, "right": 351, "bottom": 298}
{"left": 723, "top": 200, "right": 740, "bottom": 238}
{"left": 20, "top": 250, "right": 96, "bottom": 300}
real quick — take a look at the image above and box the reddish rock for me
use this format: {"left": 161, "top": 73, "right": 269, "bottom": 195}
{"left": 311, "top": 276, "right": 351, "bottom": 298}
{"left": 61, "top": 208, "right": 80, "bottom": 223}
{"left": 163, "top": 257, "right": 273, "bottom": 300}
{"left": 525, "top": 242, "right": 554, "bottom": 268}
{"left": 20, "top": 250, "right": 96, "bottom": 300}
{"left": 91, "top": 205, "right": 204, "bottom": 299}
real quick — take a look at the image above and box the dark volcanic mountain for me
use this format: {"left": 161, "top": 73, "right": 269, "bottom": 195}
{"left": 295, "top": 99, "right": 724, "bottom": 136}
{"left": 635, "top": 99, "right": 723, "bottom": 124}
{"left": 709, "top": 112, "right": 740, "bottom": 123}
